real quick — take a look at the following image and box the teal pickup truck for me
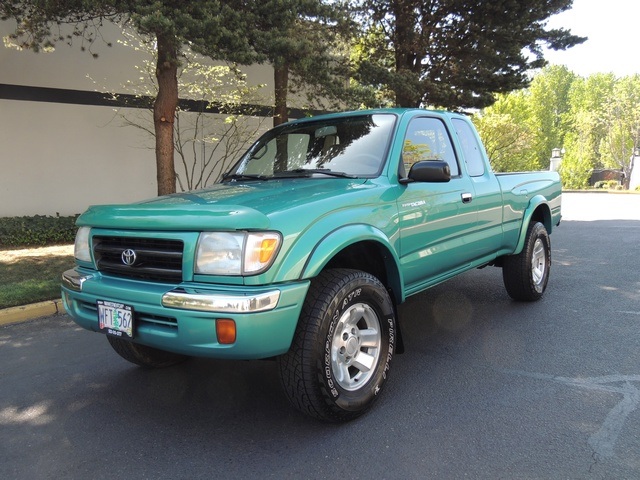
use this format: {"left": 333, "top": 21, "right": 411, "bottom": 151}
{"left": 62, "top": 108, "right": 561, "bottom": 421}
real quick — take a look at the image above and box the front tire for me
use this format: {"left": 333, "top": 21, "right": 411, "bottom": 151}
{"left": 278, "top": 269, "right": 396, "bottom": 422}
{"left": 107, "top": 336, "right": 188, "bottom": 368}
{"left": 502, "top": 221, "right": 551, "bottom": 301}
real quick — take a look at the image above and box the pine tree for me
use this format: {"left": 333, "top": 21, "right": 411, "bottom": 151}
{"left": 248, "top": 0, "right": 352, "bottom": 126}
{"left": 353, "top": 0, "right": 586, "bottom": 109}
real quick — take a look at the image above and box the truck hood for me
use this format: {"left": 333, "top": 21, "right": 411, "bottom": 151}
{"left": 77, "top": 178, "right": 369, "bottom": 231}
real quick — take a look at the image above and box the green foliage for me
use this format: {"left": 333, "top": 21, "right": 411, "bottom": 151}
{"left": 593, "top": 180, "right": 621, "bottom": 189}
{"left": 559, "top": 130, "right": 592, "bottom": 189}
{"left": 349, "top": 25, "right": 396, "bottom": 108}
{"left": 477, "top": 68, "right": 640, "bottom": 189}
{"left": 0, "top": 215, "right": 79, "bottom": 247}
{"left": 597, "top": 75, "right": 640, "bottom": 181}
{"left": 247, "top": 0, "right": 354, "bottom": 121}
{"left": 352, "top": 0, "right": 585, "bottom": 108}
{"left": 527, "top": 65, "right": 577, "bottom": 169}
{"left": 472, "top": 92, "right": 540, "bottom": 172}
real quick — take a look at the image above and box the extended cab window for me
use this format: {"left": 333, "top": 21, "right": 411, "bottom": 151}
{"left": 452, "top": 118, "right": 486, "bottom": 177}
{"left": 402, "top": 118, "right": 459, "bottom": 177}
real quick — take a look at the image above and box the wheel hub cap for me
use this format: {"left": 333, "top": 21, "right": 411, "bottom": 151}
{"left": 331, "top": 303, "right": 382, "bottom": 391}
{"left": 531, "top": 238, "right": 547, "bottom": 288}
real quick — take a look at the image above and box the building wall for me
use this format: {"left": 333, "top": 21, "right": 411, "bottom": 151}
{"left": 1, "top": 99, "right": 161, "bottom": 216}
{"left": 0, "top": 21, "right": 275, "bottom": 217}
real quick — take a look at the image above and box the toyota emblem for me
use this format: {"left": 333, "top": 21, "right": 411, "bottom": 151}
{"left": 121, "top": 249, "right": 137, "bottom": 266}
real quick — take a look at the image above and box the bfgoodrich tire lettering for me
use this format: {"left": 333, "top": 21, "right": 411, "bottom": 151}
{"left": 107, "top": 335, "right": 188, "bottom": 368}
{"left": 278, "top": 268, "right": 396, "bottom": 422}
{"left": 502, "top": 221, "right": 551, "bottom": 301}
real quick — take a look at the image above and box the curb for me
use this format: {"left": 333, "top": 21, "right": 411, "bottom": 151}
{"left": 0, "top": 299, "right": 66, "bottom": 327}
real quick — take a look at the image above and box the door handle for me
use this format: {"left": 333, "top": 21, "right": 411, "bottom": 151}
{"left": 461, "top": 193, "right": 473, "bottom": 204}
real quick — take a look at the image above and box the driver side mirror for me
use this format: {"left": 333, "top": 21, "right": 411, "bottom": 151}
{"left": 400, "top": 160, "right": 451, "bottom": 184}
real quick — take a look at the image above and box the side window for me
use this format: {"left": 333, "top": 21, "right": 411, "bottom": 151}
{"left": 402, "top": 117, "right": 459, "bottom": 177}
{"left": 452, "top": 118, "right": 486, "bottom": 177}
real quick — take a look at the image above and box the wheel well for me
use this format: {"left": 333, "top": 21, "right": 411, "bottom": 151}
{"left": 530, "top": 204, "right": 552, "bottom": 232}
{"left": 324, "top": 241, "right": 394, "bottom": 297}
{"left": 323, "top": 241, "right": 405, "bottom": 354}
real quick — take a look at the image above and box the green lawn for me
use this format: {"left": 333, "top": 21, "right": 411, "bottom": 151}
{"left": 0, "top": 245, "right": 75, "bottom": 309}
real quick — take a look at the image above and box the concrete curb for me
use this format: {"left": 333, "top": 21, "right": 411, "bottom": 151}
{"left": 0, "top": 299, "right": 66, "bottom": 327}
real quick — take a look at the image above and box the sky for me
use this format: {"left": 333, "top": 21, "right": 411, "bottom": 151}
{"left": 542, "top": 0, "right": 639, "bottom": 77}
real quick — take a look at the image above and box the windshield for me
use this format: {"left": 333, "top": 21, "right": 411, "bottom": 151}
{"left": 226, "top": 114, "right": 396, "bottom": 180}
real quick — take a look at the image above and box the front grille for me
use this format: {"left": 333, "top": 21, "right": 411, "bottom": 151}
{"left": 93, "top": 236, "right": 184, "bottom": 282}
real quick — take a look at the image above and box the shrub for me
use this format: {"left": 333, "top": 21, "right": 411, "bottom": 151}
{"left": 0, "top": 215, "right": 79, "bottom": 247}
{"left": 593, "top": 180, "right": 620, "bottom": 190}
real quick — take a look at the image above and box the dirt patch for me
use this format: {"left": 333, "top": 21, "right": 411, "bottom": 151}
{"left": 0, "top": 245, "right": 74, "bottom": 263}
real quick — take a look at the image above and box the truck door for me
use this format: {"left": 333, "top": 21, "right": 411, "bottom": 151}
{"left": 397, "top": 116, "right": 479, "bottom": 289}
{"left": 451, "top": 118, "right": 504, "bottom": 257}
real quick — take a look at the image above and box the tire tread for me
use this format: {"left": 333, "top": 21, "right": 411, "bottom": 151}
{"left": 502, "top": 221, "right": 550, "bottom": 301}
{"left": 278, "top": 268, "right": 393, "bottom": 422}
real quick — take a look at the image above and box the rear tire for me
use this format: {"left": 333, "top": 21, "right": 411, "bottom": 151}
{"left": 278, "top": 268, "right": 396, "bottom": 422}
{"left": 106, "top": 336, "right": 188, "bottom": 368}
{"left": 502, "top": 221, "right": 551, "bottom": 301}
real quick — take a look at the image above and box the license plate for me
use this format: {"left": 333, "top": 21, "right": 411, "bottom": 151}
{"left": 97, "top": 300, "right": 134, "bottom": 339}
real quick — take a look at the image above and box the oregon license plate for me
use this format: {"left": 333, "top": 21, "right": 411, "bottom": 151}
{"left": 97, "top": 300, "right": 134, "bottom": 338}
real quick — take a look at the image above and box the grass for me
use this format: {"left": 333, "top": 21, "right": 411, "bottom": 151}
{"left": 0, "top": 245, "right": 75, "bottom": 309}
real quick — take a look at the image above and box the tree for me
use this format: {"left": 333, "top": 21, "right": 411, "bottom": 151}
{"left": 249, "top": 0, "right": 352, "bottom": 126}
{"left": 567, "top": 74, "right": 616, "bottom": 160}
{"left": 527, "top": 65, "right": 577, "bottom": 168}
{"left": 473, "top": 92, "right": 538, "bottom": 172}
{"left": 598, "top": 75, "right": 640, "bottom": 188}
{"left": 2, "top": 0, "right": 260, "bottom": 195}
{"left": 107, "top": 32, "right": 268, "bottom": 191}
{"left": 352, "top": 0, "right": 585, "bottom": 109}
{"left": 476, "top": 68, "right": 640, "bottom": 189}
{"left": 560, "top": 124, "right": 595, "bottom": 189}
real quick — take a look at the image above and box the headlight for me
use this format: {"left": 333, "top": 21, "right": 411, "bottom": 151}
{"left": 74, "top": 226, "right": 92, "bottom": 263}
{"left": 195, "top": 232, "right": 281, "bottom": 276}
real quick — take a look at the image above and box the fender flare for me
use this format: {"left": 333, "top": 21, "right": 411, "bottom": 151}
{"left": 513, "top": 195, "right": 552, "bottom": 255}
{"left": 300, "top": 224, "right": 405, "bottom": 303}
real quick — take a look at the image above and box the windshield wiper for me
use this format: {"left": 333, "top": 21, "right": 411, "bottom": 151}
{"left": 221, "top": 173, "right": 269, "bottom": 182}
{"left": 276, "top": 169, "right": 357, "bottom": 179}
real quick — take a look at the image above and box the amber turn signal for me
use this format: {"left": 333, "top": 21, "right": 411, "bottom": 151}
{"left": 216, "top": 319, "right": 237, "bottom": 344}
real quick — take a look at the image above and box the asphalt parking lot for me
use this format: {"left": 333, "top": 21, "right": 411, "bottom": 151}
{"left": 1, "top": 192, "right": 639, "bottom": 479}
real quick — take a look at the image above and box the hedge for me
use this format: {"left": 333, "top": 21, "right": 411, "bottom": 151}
{"left": 0, "top": 215, "right": 79, "bottom": 247}
{"left": 593, "top": 180, "right": 621, "bottom": 189}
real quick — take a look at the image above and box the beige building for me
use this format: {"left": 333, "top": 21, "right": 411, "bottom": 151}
{"left": 0, "top": 21, "right": 278, "bottom": 217}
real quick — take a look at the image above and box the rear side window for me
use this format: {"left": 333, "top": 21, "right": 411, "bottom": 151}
{"left": 452, "top": 118, "right": 486, "bottom": 177}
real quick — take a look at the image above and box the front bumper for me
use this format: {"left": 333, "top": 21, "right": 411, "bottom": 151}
{"left": 62, "top": 268, "right": 309, "bottom": 359}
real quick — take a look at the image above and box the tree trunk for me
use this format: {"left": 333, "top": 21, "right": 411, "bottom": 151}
{"left": 392, "top": 0, "right": 422, "bottom": 108}
{"left": 154, "top": 33, "right": 179, "bottom": 196}
{"left": 273, "top": 62, "right": 289, "bottom": 127}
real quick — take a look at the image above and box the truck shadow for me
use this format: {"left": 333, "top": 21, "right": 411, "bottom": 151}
{"left": 92, "top": 265, "right": 519, "bottom": 421}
